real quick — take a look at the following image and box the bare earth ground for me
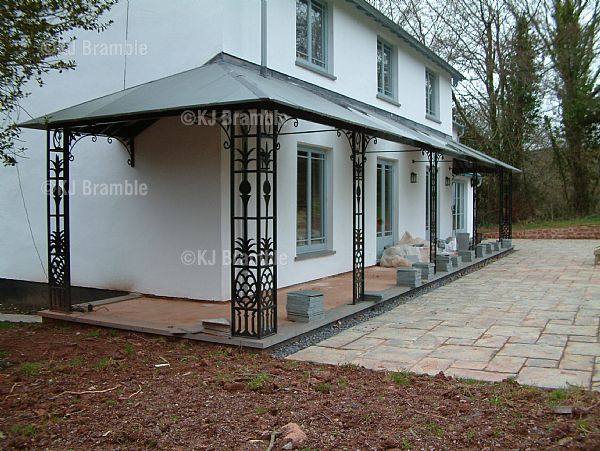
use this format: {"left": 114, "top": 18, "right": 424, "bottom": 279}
{"left": 2, "top": 323, "right": 600, "bottom": 450}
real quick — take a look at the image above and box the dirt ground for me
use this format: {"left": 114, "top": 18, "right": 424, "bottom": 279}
{"left": 1, "top": 323, "right": 600, "bottom": 450}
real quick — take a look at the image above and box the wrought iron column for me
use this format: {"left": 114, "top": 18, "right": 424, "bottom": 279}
{"left": 228, "top": 109, "right": 278, "bottom": 338}
{"left": 471, "top": 162, "right": 478, "bottom": 249}
{"left": 350, "top": 132, "right": 368, "bottom": 304}
{"left": 498, "top": 170, "right": 503, "bottom": 241}
{"left": 47, "top": 129, "right": 72, "bottom": 311}
{"left": 498, "top": 170, "right": 513, "bottom": 242}
{"left": 427, "top": 151, "right": 439, "bottom": 272}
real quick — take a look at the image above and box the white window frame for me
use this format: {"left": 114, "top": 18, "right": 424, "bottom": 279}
{"left": 425, "top": 68, "right": 440, "bottom": 121}
{"left": 452, "top": 179, "right": 467, "bottom": 233}
{"left": 296, "top": 147, "right": 328, "bottom": 253}
{"left": 295, "top": 0, "right": 332, "bottom": 76}
{"left": 377, "top": 38, "right": 397, "bottom": 103}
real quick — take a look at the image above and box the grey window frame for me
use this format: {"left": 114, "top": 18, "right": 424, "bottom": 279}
{"left": 296, "top": 147, "right": 328, "bottom": 253}
{"left": 296, "top": 0, "right": 329, "bottom": 72}
{"left": 377, "top": 38, "right": 397, "bottom": 102}
{"left": 425, "top": 68, "right": 440, "bottom": 121}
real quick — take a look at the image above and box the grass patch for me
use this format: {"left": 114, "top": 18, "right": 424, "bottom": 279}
{"left": 16, "top": 362, "right": 42, "bottom": 377}
{"left": 314, "top": 382, "right": 333, "bottom": 394}
{"left": 86, "top": 329, "right": 101, "bottom": 338}
{"left": 0, "top": 322, "right": 16, "bottom": 330}
{"left": 95, "top": 357, "right": 115, "bottom": 371}
{"left": 576, "top": 419, "right": 599, "bottom": 434}
{"left": 254, "top": 406, "right": 268, "bottom": 415}
{"left": 547, "top": 385, "right": 586, "bottom": 405}
{"left": 109, "top": 329, "right": 119, "bottom": 337}
{"left": 389, "top": 371, "right": 412, "bottom": 386}
{"left": 513, "top": 215, "right": 600, "bottom": 230}
{"left": 489, "top": 395, "right": 505, "bottom": 407}
{"left": 458, "top": 377, "right": 486, "bottom": 385}
{"left": 124, "top": 343, "right": 134, "bottom": 356}
{"left": 247, "top": 373, "right": 270, "bottom": 391}
{"left": 69, "top": 357, "right": 84, "bottom": 368}
{"left": 424, "top": 422, "right": 444, "bottom": 437}
{"left": 0, "top": 350, "right": 9, "bottom": 359}
{"left": 10, "top": 423, "right": 39, "bottom": 438}
{"left": 207, "top": 350, "right": 229, "bottom": 360}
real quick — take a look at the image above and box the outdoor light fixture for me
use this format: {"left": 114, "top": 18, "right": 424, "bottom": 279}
{"left": 410, "top": 172, "right": 417, "bottom": 183}
{"left": 445, "top": 176, "right": 451, "bottom": 186}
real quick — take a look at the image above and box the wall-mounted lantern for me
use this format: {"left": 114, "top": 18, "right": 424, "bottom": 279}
{"left": 445, "top": 176, "right": 451, "bottom": 186}
{"left": 410, "top": 172, "right": 417, "bottom": 183}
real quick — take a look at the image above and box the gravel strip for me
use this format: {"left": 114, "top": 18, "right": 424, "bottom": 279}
{"left": 272, "top": 249, "right": 514, "bottom": 358}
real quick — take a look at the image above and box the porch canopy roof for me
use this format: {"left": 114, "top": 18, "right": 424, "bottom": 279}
{"left": 20, "top": 53, "right": 519, "bottom": 173}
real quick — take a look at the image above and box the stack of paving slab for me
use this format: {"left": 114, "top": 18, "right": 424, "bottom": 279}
{"left": 491, "top": 241, "right": 501, "bottom": 251}
{"left": 450, "top": 255, "right": 462, "bottom": 267}
{"left": 501, "top": 239, "right": 512, "bottom": 248}
{"left": 396, "top": 267, "right": 421, "bottom": 288}
{"left": 286, "top": 290, "right": 324, "bottom": 323}
{"left": 412, "top": 262, "right": 435, "bottom": 282}
{"left": 436, "top": 254, "right": 453, "bottom": 272}
{"left": 476, "top": 243, "right": 487, "bottom": 258}
{"left": 459, "top": 250, "right": 475, "bottom": 262}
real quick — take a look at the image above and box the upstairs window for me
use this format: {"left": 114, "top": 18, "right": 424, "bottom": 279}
{"left": 377, "top": 39, "right": 394, "bottom": 98}
{"left": 296, "top": 0, "right": 327, "bottom": 69}
{"left": 425, "top": 68, "right": 439, "bottom": 119}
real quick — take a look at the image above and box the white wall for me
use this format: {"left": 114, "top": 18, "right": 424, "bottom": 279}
{"left": 1, "top": 0, "right": 463, "bottom": 301}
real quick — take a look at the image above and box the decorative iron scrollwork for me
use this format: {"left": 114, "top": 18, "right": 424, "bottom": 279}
{"left": 426, "top": 150, "right": 440, "bottom": 271}
{"left": 498, "top": 171, "right": 512, "bottom": 241}
{"left": 472, "top": 162, "right": 478, "bottom": 249}
{"left": 68, "top": 132, "right": 135, "bottom": 167}
{"left": 229, "top": 109, "right": 278, "bottom": 338}
{"left": 47, "top": 129, "right": 72, "bottom": 311}
{"left": 337, "top": 130, "right": 376, "bottom": 304}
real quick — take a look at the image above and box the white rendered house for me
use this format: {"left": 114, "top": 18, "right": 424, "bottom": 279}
{"left": 3, "top": 0, "right": 517, "bottom": 339}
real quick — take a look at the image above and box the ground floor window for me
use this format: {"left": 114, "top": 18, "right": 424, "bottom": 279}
{"left": 453, "top": 180, "right": 467, "bottom": 232}
{"left": 297, "top": 147, "right": 327, "bottom": 252}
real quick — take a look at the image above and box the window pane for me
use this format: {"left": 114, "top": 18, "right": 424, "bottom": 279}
{"left": 296, "top": 0, "right": 308, "bottom": 61}
{"left": 377, "top": 42, "right": 383, "bottom": 94}
{"left": 384, "top": 166, "right": 392, "bottom": 235}
{"left": 383, "top": 45, "right": 392, "bottom": 96}
{"left": 297, "top": 154, "right": 308, "bottom": 246}
{"left": 310, "top": 2, "right": 324, "bottom": 67}
{"left": 311, "top": 155, "right": 324, "bottom": 241}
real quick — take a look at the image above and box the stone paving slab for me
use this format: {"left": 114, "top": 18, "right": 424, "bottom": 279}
{"left": 0, "top": 314, "right": 42, "bottom": 323}
{"left": 288, "top": 240, "right": 600, "bottom": 390}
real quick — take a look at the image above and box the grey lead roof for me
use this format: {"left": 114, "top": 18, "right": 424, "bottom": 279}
{"left": 20, "top": 53, "right": 519, "bottom": 173}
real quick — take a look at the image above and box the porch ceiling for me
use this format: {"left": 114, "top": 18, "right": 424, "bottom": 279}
{"left": 20, "top": 52, "right": 519, "bottom": 173}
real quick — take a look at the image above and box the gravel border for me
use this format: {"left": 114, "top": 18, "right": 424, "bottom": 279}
{"left": 272, "top": 248, "right": 515, "bottom": 358}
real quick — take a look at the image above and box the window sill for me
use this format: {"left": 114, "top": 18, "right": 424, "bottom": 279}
{"left": 426, "top": 114, "right": 442, "bottom": 124}
{"left": 376, "top": 93, "right": 401, "bottom": 107}
{"left": 294, "top": 249, "right": 336, "bottom": 261}
{"left": 295, "top": 59, "right": 337, "bottom": 80}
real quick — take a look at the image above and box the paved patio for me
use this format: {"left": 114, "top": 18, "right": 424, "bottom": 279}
{"left": 289, "top": 239, "right": 600, "bottom": 390}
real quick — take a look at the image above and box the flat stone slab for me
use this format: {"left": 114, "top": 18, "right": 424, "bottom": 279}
{"left": 0, "top": 314, "right": 41, "bottom": 323}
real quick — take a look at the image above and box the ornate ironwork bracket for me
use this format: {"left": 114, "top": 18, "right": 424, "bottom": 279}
{"left": 498, "top": 171, "right": 513, "bottom": 241}
{"left": 47, "top": 128, "right": 72, "bottom": 311}
{"left": 426, "top": 150, "right": 440, "bottom": 272}
{"left": 338, "top": 130, "right": 376, "bottom": 304}
{"left": 69, "top": 132, "right": 135, "bottom": 167}
{"left": 226, "top": 109, "right": 279, "bottom": 338}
